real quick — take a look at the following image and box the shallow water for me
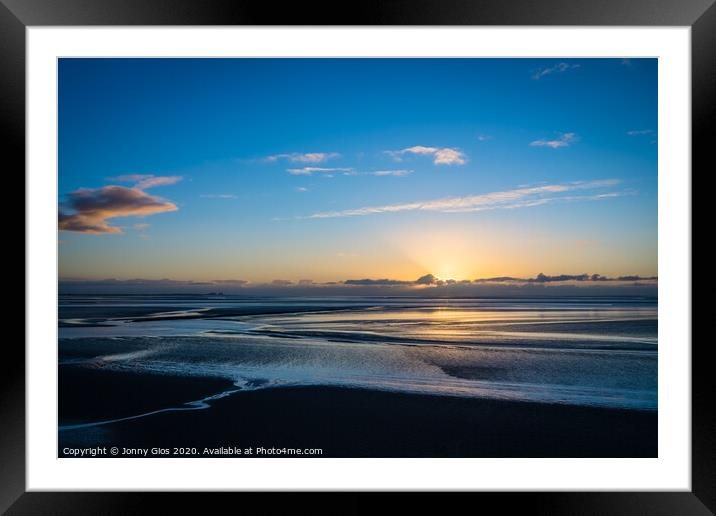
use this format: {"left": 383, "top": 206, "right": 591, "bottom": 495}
{"left": 59, "top": 294, "right": 657, "bottom": 410}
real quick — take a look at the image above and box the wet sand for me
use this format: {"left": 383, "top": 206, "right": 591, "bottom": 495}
{"left": 59, "top": 367, "right": 657, "bottom": 457}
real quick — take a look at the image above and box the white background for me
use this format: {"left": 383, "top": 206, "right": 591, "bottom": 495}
{"left": 26, "top": 27, "right": 691, "bottom": 491}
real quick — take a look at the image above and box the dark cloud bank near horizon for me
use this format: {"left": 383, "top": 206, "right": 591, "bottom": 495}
{"left": 59, "top": 273, "right": 657, "bottom": 297}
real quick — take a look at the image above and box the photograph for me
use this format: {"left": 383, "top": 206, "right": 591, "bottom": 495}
{"left": 57, "top": 57, "right": 658, "bottom": 459}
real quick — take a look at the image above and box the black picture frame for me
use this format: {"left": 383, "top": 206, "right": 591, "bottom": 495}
{"left": 6, "top": 0, "right": 709, "bottom": 512}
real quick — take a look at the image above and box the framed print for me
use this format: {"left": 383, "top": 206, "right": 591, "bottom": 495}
{"left": 7, "top": 0, "right": 710, "bottom": 512}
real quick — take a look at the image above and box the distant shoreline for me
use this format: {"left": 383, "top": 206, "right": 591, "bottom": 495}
{"left": 59, "top": 291, "right": 659, "bottom": 300}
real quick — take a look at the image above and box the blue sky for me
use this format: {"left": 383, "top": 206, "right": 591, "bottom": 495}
{"left": 58, "top": 58, "right": 657, "bottom": 284}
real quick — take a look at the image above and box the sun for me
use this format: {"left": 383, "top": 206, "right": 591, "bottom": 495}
{"left": 394, "top": 232, "right": 479, "bottom": 281}
{"left": 433, "top": 264, "right": 463, "bottom": 282}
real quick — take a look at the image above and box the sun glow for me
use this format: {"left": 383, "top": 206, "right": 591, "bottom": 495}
{"left": 392, "top": 227, "right": 485, "bottom": 282}
{"left": 432, "top": 267, "right": 461, "bottom": 283}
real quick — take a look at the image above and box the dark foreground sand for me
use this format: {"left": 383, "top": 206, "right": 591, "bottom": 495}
{"left": 59, "top": 367, "right": 657, "bottom": 457}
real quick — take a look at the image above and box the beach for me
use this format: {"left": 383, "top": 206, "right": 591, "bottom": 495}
{"left": 58, "top": 294, "right": 658, "bottom": 458}
{"left": 59, "top": 367, "right": 656, "bottom": 458}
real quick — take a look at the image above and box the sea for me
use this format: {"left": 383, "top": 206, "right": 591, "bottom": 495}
{"left": 58, "top": 294, "right": 657, "bottom": 411}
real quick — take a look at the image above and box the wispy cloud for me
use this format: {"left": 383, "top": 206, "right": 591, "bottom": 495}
{"left": 288, "top": 167, "right": 413, "bottom": 178}
{"left": 135, "top": 176, "right": 182, "bottom": 189}
{"left": 369, "top": 169, "right": 413, "bottom": 177}
{"left": 213, "top": 279, "right": 250, "bottom": 286}
{"left": 132, "top": 223, "right": 150, "bottom": 231}
{"left": 107, "top": 174, "right": 152, "bottom": 183}
{"left": 200, "top": 194, "right": 238, "bottom": 199}
{"left": 108, "top": 174, "right": 183, "bottom": 190}
{"left": 266, "top": 152, "right": 340, "bottom": 164}
{"left": 530, "top": 133, "right": 577, "bottom": 149}
{"left": 295, "top": 187, "right": 309, "bottom": 192}
{"left": 287, "top": 167, "right": 353, "bottom": 176}
{"left": 626, "top": 129, "right": 654, "bottom": 136}
{"left": 532, "top": 62, "right": 580, "bottom": 80}
{"left": 303, "top": 179, "right": 621, "bottom": 219}
{"left": 59, "top": 186, "right": 178, "bottom": 234}
{"left": 386, "top": 146, "right": 467, "bottom": 165}
{"left": 477, "top": 135, "right": 492, "bottom": 141}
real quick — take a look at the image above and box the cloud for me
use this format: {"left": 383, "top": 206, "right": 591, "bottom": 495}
{"left": 200, "top": 194, "right": 238, "bottom": 199}
{"left": 108, "top": 174, "right": 182, "bottom": 190}
{"left": 343, "top": 273, "right": 659, "bottom": 287}
{"left": 212, "top": 279, "right": 250, "bottom": 286}
{"left": 433, "top": 148, "right": 467, "bottom": 165}
{"left": 368, "top": 169, "right": 413, "bottom": 177}
{"left": 344, "top": 278, "right": 413, "bottom": 286}
{"left": 342, "top": 272, "right": 656, "bottom": 288}
{"left": 397, "top": 145, "right": 436, "bottom": 156}
{"left": 58, "top": 186, "right": 178, "bottom": 234}
{"left": 416, "top": 274, "right": 438, "bottom": 285}
{"left": 530, "top": 133, "right": 577, "bottom": 148}
{"left": 343, "top": 277, "right": 421, "bottom": 287}
{"left": 134, "top": 176, "right": 182, "bottom": 189}
{"left": 267, "top": 152, "right": 340, "bottom": 164}
{"left": 477, "top": 135, "right": 492, "bottom": 141}
{"left": 304, "top": 179, "right": 621, "bottom": 219}
{"left": 473, "top": 273, "right": 658, "bottom": 284}
{"left": 287, "top": 167, "right": 353, "bottom": 176}
{"left": 387, "top": 146, "right": 467, "bottom": 165}
{"left": 132, "top": 223, "right": 150, "bottom": 231}
{"left": 532, "top": 62, "right": 580, "bottom": 80}
{"left": 295, "top": 187, "right": 309, "bottom": 192}
{"left": 107, "top": 174, "right": 152, "bottom": 183}
{"left": 288, "top": 167, "right": 412, "bottom": 178}
{"left": 60, "top": 273, "right": 657, "bottom": 295}
{"left": 626, "top": 129, "right": 654, "bottom": 136}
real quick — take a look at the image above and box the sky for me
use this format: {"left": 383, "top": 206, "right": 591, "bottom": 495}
{"left": 58, "top": 58, "right": 657, "bottom": 290}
